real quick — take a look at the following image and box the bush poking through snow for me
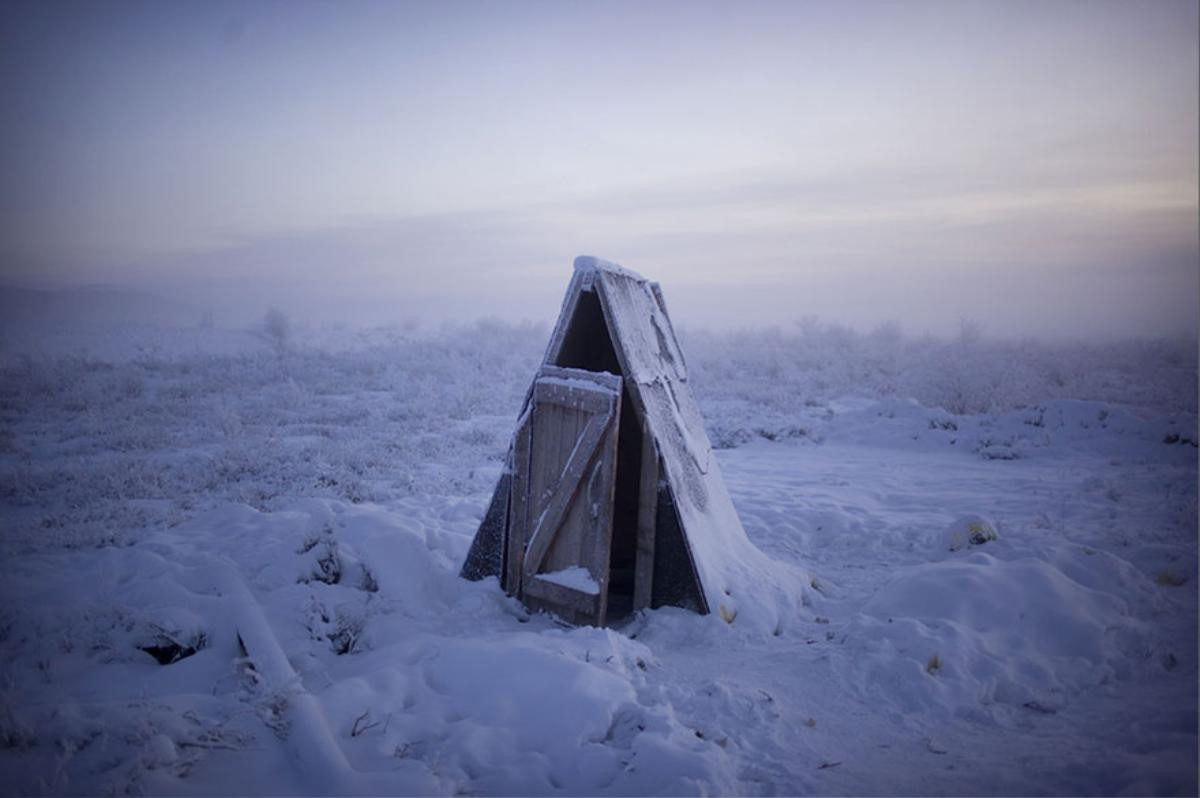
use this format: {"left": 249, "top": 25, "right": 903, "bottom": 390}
{"left": 358, "top": 563, "right": 379, "bottom": 593}
{"left": 306, "top": 598, "right": 369, "bottom": 655}
{"left": 328, "top": 608, "right": 366, "bottom": 655}
{"left": 349, "top": 710, "right": 385, "bottom": 737}
{"left": 262, "top": 308, "right": 291, "bottom": 351}
{"left": 1154, "top": 569, "right": 1187, "bottom": 587}
{"left": 946, "top": 515, "right": 999, "bottom": 552}
{"left": 304, "top": 540, "right": 342, "bottom": 586}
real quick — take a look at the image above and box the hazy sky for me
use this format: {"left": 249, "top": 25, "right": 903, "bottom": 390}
{"left": 2, "top": 0, "right": 1197, "bottom": 336}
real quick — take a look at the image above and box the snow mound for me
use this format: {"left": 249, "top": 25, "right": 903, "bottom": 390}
{"left": 842, "top": 549, "right": 1155, "bottom": 719}
{"left": 0, "top": 322, "right": 1193, "bottom": 795}
{"left": 0, "top": 498, "right": 748, "bottom": 795}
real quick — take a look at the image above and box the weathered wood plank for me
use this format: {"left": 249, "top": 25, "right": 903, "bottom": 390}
{"left": 522, "top": 574, "right": 600, "bottom": 618}
{"left": 633, "top": 426, "right": 659, "bottom": 611}
{"left": 587, "top": 402, "right": 620, "bottom": 625}
{"left": 528, "top": 401, "right": 561, "bottom": 530}
{"left": 523, "top": 410, "right": 611, "bottom": 576}
{"left": 533, "top": 380, "right": 616, "bottom": 415}
{"left": 536, "top": 400, "right": 581, "bottom": 577}
{"left": 505, "top": 413, "right": 532, "bottom": 596}
{"left": 548, "top": 455, "right": 596, "bottom": 575}
{"left": 553, "top": 404, "right": 586, "bottom": 570}
{"left": 538, "top": 364, "right": 622, "bottom": 393}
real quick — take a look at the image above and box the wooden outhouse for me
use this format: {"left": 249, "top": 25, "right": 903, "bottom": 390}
{"left": 461, "top": 257, "right": 767, "bottom": 626}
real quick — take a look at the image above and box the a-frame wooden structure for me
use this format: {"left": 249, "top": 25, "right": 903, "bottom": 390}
{"left": 461, "top": 257, "right": 760, "bottom": 626}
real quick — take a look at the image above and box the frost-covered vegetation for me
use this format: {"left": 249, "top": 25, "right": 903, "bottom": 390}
{"left": 0, "top": 322, "right": 541, "bottom": 556}
{"left": 0, "top": 319, "right": 1196, "bottom": 795}
{"left": 2, "top": 319, "right": 1193, "bottom": 557}
{"left": 686, "top": 318, "right": 1196, "bottom": 417}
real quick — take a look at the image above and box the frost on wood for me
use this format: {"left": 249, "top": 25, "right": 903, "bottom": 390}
{"left": 538, "top": 566, "right": 600, "bottom": 595}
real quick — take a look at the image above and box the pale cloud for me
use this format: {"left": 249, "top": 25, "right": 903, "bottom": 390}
{"left": 0, "top": 0, "right": 1195, "bottom": 337}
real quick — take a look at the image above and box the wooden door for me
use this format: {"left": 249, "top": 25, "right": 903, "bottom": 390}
{"left": 507, "top": 365, "right": 621, "bottom": 625}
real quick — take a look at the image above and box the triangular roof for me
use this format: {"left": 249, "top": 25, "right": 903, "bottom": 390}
{"left": 462, "top": 256, "right": 808, "bottom": 632}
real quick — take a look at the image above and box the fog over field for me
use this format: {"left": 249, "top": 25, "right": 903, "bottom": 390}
{"left": 2, "top": 0, "right": 1197, "bottom": 338}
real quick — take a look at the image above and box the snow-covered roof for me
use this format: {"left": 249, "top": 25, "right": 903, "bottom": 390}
{"left": 572, "top": 255, "right": 648, "bottom": 283}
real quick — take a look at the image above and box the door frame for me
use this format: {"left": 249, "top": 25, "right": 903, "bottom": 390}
{"left": 506, "top": 365, "right": 622, "bottom": 625}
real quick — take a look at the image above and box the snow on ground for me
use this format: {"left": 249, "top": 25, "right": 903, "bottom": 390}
{"left": 0, "top": 319, "right": 1196, "bottom": 795}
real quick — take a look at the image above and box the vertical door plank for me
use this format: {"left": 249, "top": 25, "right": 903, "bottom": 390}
{"left": 587, "top": 404, "right": 620, "bottom": 625}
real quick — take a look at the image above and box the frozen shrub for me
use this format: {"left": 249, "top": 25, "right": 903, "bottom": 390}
{"left": 945, "top": 515, "right": 999, "bottom": 551}
{"left": 262, "top": 308, "right": 290, "bottom": 351}
{"left": 683, "top": 320, "right": 1196, "bottom": 418}
{"left": 214, "top": 403, "right": 243, "bottom": 438}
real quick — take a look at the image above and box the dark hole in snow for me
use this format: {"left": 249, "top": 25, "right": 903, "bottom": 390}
{"left": 140, "top": 633, "right": 206, "bottom": 665}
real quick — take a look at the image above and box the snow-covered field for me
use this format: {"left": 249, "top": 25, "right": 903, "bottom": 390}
{"left": 1, "top": 319, "right": 1196, "bottom": 795}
